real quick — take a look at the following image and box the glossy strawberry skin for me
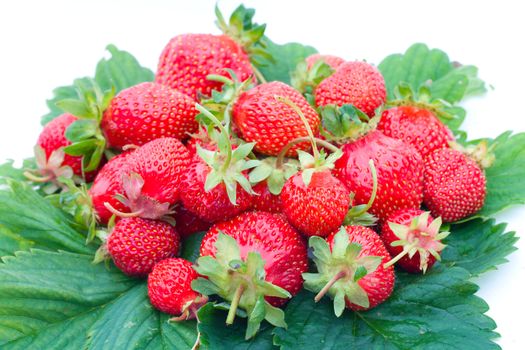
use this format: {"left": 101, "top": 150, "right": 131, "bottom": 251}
{"left": 38, "top": 113, "right": 98, "bottom": 181}
{"left": 90, "top": 152, "right": 134, "bottom": 224}
{"left": 155, "top": 34, "right": 254, "bottom": 99}
{"left": 200, "top": 211, "right": 308, "bottom": 307}
{"left": 378, "top": 106, "right": 454, "bottom": 158}
{"left": 281, "top": 171, "right": 351, "bottom": 237}
{"left": 305, "top": 54, "right": 345, "bottom": 69}
{"left": 180, "top": 156, "right": 253, "bottom": 223}
{"left": 101, "top": 82, "right": 199, "bottom": 149}
{"left": 327, "top": 226, "right": 394, "bottom": 311}
{"left": 315, "top": 61, "right": 386, "bottom": 117}
{"left": 107, "top": 217, "right": 180, "bottom": 277}
{"left": 423, "top": 148, "right": 486, "bottom": 222}
{"left": 148, "top": 258, "right": 200, "bottom": 315}
{"left": 173, "top": 206, "right": 212, "bottom": 239}
{"left": 232, "top": 82, "right": 320, "bottom": 157}
{"left": 334, "top": 130, "right": 424, "bottom": 223}
{"left": 251, "top": 182, "right": 283, "bottom": 213}
{"left": 381, "top": 208, "right": 437, "bottom": 273}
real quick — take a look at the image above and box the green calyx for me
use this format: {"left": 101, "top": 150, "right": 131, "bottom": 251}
{"left": 291, "top": 59, "right": 335, "bottom": 96}
{"left": 196, "top": 104, "right": 260, "bottom": 205}
{"left": 57, "top": 78, "right": 114, "bottom": 172}
{"left": 192, "top": 233, "right": 291, "bottom": 339}
{"left": 450, "top": 140, "right": 496, "bottom": 169}
{"left": 384, "top": 212, "right": 450, "bottom": 273}
{"left": 303, "top": 228, "right": 383, "bottom": 316}
{"left": 343, "top": 159, "right": 379, "bottom": 227}
{"left": 320, "top": 104, "right": 379, "bottom": 145}
{"left": 248, "top": 156, "right": 299, "bottom": 195}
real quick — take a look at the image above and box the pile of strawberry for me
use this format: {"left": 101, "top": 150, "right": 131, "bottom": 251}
{"left": 28, "top": 5, "right": 494, "bottom": 341}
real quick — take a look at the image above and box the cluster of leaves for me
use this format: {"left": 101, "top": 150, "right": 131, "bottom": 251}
{"left": 0, "top": 19, "right": 524, "bottom": 350}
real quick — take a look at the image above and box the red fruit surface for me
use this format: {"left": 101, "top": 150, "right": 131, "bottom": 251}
{"left": 232, "top": 81, "right": 320, "bottom": 157}
{"left": 327, "top": 225, "right": 394, "bottom": 311}
{"left": 107, "top": 217, "right": 180, "bottom": 277}
{"left": 305, "top": 53, "right": 345, "bottom": 69}
{"left": 315, "top": 61, "right": 386, "bottom": 117}
{"left": 90, "top": 151, "right": 134, "bottom": 224}
{"left": 101, "top": 82, "right": 199, "bottom": 149}
{"left": 200, "top": 211, "right": 308, "bottom": 307}
{"left": 173, "top": 206, "right": 212, "bottom": 239}
{"left": 423, "top": 148, "right": 486, "bottom": 222}
{"left": 148, "top": 258, "right": 201, "bottom": 315}
{"left": 155, "top": 34, "right": 254, "bottom": 99}
{"left": 252, "top": 182, "right": 283, "bottom": 213}
{"left": 381, "top": 208, "right": 438, "bottom": 273}
{"left": 334, "top": 130, "right": 424, "bottom": 223}
{"left": 37, "top": 113, "right": 98, "bottom": 181}
{"left": 180, "top": 156, "right": 253, "bottom": 223}
{"left": 378, "top": 106, "right": 454, "bottom": 158}
{"left": 281, "top": 171, "right": 351, "bottom": 237}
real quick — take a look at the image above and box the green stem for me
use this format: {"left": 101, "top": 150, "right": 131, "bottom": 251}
{"left": 350, "top": 159, "right": 378, "bottom": 218}
{"left": 226, "top": 284, "right": 245, "bottom": 325}
{"left": 23, "top": 171, "right": 53, "bottom": 183}
{"left": 275, "top": 137, "right": 340, "bottom": 169}
{"left": 383, "top": 240, "right": 419, "bottom": 269}
{"left": 314, "top": 270, "right": 347, "bottom": 302}
{"left": 251, "top": 64, "right": 267, "bottom": 84}
{"left": 206, "top": 74, "right": 234, "bottom": 85}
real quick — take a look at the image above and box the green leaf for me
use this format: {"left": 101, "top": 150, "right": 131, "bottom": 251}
{"left": 443, "top": 218, "right": 518, "bottom": 276}
{"left": 0, "top": 180, "right": 92, "bottom": 254}
{"left": 63, "top": 139, "right": 99, "bottom": 156}
{"left": 41, "top": 82, "right": 85, "bottom": 125}
{"left": 274, "top": 266, "right": 499, "bottom": 350}
{"left": 198, "top": 304, "right": 276, "bottom": 350}
{"left": 0, "top": 226, "right": 34, "bottom": 256}
{"left": 65, "top": 119, "right": 98, "bottom": 142}
{"left": 254, "top": 37, "right": 317, "bottom": 84}
{"left": 180, "top": 232, "right": 206, "bottom": 263}
{"left": 0, "top": 159, "right": 36, "bottom": 183}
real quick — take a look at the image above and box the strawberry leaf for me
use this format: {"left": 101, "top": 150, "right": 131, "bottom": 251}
{"left": 0, "top": 226, "right": 34, "bottom": 256}
{"left": 273, "top": 266, "right": 499, "bottom": 349}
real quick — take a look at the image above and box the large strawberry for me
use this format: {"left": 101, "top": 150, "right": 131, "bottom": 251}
{"left": 148, "top": 258, "right": 208, "bottom": 319}
{"left": 381, "top": 209, "right": 449, "bottom": 273}
{"left": 377, "top": 105, "right": 454, "bottom": 158}
{"left": 101, "top": 82, "right": 199, "bottom": 149}
{"left": 251, "top": 181, "right": 283, "bottom": 213}
{"left": 304, "top": 226, "right": 394, "bottom": 315}
{"left": 232, "top": 82, "right": 320, "bottom": 156}
{"left": 292, "top": 54, "right": 345, "bottom": 94}
{"left": 107, "top": 217, "right": 180, "bottom": 277}
{"left": 194, "top": 211, "right": 308, "bottom": 339}
{"left": 334, "top": 130, "right": 424, "bottom": 223}
{"left": 315, "top": 61, "right": 386, "bottom": 117}
{"left": 172, "top": 206, "right": 212, "bottom": 239}
{"left": 423, "top": 147, "right": 487, "bottom": 222}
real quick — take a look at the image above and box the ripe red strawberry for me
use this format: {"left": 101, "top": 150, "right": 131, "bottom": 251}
{"left": 281, "top": 170, "right": 351, "bottom": 237}
{"left": 423, "top": 148, "right": 487, "bottom": 222}
{"left": 334, "top": 130, "right": 424, "bottom": 223}
{"left": 89, "top": 151, "right": 134, "bottom": 224}
{"left": 315, "top": 61, "right": 386, "bottom": 117}
{"left": 155, "top": 34, "right": 254, "bottom": 99}
{"left": 305, "top": 54, "right": 345, "bottom": 70}
{"left": 101, "top": 82, "right": 199, "bottom": 149}
{"left": 381, "top": 209, "right": 449, "bottom": 273}
{"left": 304, "top": 226, "right": 394, "bottom": 315}
{"left": 251, "top": 182, "right": 283, "bottom": 213}
{"left": 173, "top": 206, "right": 212, "bottom": 239}
{"left": 377, "top": 106, "right": 454, "bottom": 158}
{"left": 148, "top": 258, "right": 207, "bottom": 318}
{"left": 107, "top": 217, "right": 180, "bottom": 277}
{"left": 194, "top": 211, "right": 308, "bottom": 338}
{"left": 232, "top": 82, "right": 320, "bottom": 157}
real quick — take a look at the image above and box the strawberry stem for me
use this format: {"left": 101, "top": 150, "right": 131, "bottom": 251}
{"left": 275, "top": 137, "right": 340, "bottom": 169}
{"left": 349, "top": 159, "right": 378, "bottom": 217}
{"left": 103, "top": 202, "right": 143, "bottom": 218}
{"left": 226, "top": 284, "right": 245, "bottom": 325}
{"left": 383, "top": 240, "right": 420, "bottom": 269}
{"left": 23, "top": 171, "right": 54, "bottom": 183}
{"left": 251, "top": 64, "right": 267, "bottom": 84}
{"left": 314, "top": 270, "right": 347, "bottom": 302}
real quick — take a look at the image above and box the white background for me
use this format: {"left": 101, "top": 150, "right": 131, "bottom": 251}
{"left": 0, "top": 0, "right": 524, "bottom": 348}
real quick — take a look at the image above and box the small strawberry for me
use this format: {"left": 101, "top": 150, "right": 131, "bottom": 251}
{"left": 303, "top": 226, "right": 394, "bottom": 315}
{"left": 173, "top": 206, "right": 212, "bottom": 239}
{"left": 194, "top": 211, "right": 308, "bottom": 339}
{"left": 423, "top": 147, "right": 488, "bottom": 222}
{"left": 381, "top": 209, "right": 449, "bottom": 273}
{"left": 232, "top": 82, "right": 320, "bottom": 156}
{"left": 107, "top": 217, "right": 180, "bottom": 277}
{"left": 292, "top": 54, "right": 344, "bottom": 95}
{"left": 305, "top": 54, "right": 345, "bottom": 70}
{"left": 377, "top": 105, "right": 454, "bottom": 158}
{"left": 101, "top": 82, "right": 199, "bottom": 149}
{"left": 315, "top": 61, "right": 386, "bottom": 117}
{"left": 148, "top": 258, "right": 208, "bottom": 319}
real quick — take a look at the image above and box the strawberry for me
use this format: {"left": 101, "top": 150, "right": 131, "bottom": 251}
{"left": 101, "top": 82, "right": 199, "bottom": 149}
{"left": 423, "top": 147, "right": 487, "bottom": 222}
{"left": 305, "top": 54, "right": 345, "bottom": 70}
{"left": 334, "top": 130, "right": 424, "bottom": 223}
{"left": 315, "top": 61, "right": 386, "bottom": 117}
{"left": 377, "top": 105, "right": 454, "bottom": 158}
{"left": 173, "top": 206, "right": 212, "bottom": 239}
{"left": 232, "top": 82, "right": 320, "bottom": 156}
{"left": 194, "top": 211, "right": 308, "bottom": 338}
{"left": 148, "top": 258, "right": 207, "bottom": 319}
{"left": 381, "top": 209, "right": 449, "bottom": 273}
{"left": 304, "top": 226, "right": 394, "bottom": 315}
{"left": 251, "top": 182, "right": 283, "bottom": 213}
{"left": 107, "top": 217, "right": 180, "bottom": 277}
